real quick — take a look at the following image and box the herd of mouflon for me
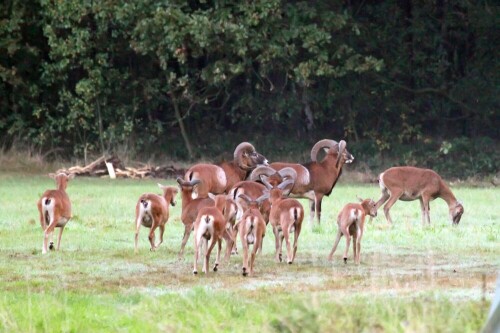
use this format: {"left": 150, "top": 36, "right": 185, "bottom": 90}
{"left": 38, "top": 140, "right": 464, "bottom": 276}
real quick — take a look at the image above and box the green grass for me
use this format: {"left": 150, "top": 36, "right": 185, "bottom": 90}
{"left": 0, "top": 173, "right": 498, "bottom": 332}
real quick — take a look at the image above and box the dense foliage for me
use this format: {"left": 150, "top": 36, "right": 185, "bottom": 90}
{"left": 1, "top": 1, "right": 498, "bottom": 175}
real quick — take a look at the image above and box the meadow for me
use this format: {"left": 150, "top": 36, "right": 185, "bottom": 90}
{"left": 0, "top": 172, "right": 498, "bottom": 332}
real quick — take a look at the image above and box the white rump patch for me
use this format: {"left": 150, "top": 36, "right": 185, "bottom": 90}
{"left": 215, "top": 167, "right": 227, "bottom": 190}
{"left": 296, "top": 165, "right": 310, "bottom": 187}
{"left": 379, "top": 172, "right": 386, "bottom": 190}
{"left": 42, "top": 197, "right": 55, "bottom": 225}
{"left": 350, "top": 209, "right": 360, "bottom": 222}
{"left": 196, "top": 215, "right": 214, "bottom": 243}
{"left": 138, "top": 199, "right": 153, "bottom": 227}
{"left": 247, "top": 233, "right": 255, "bottom": 244}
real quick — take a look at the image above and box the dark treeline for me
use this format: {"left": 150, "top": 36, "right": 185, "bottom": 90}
{"left": 0, "top": 1, "right": 498, "bottom": 175}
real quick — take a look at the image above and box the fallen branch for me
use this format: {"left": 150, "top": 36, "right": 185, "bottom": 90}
{"left": 56, "top": 156, "right": 185, "bottom": 179}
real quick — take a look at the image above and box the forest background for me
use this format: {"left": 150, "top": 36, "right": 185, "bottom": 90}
{"left": 1, "top": 0, "right": 498, "bottom": 179}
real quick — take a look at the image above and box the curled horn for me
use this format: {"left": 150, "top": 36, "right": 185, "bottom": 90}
{"left": 256, "top": 193, "right": 269, "bottom": 204}
{"left": 277, "top": 179, "right": 295, "bottom": 191}
{"left": 176, "top": 177, "right": 201, "bottom": 187}
{"left": 261, "top": 175, "right": 273, "bottom": 190}
{"left": 310, "top": 139, "right": 338, "bottom": 162}
{"left": 336, "top": 140, "right": 346, "bottom": 168}
{"left": 277, "top": 167, "right": 297, "bottom": 182}
{"left": 234, "top": 142, "right": 255, "bottom": 160}
{"left": 249, "top": 165, "right": 277, "bottom": 182}
{"left": 237, "top": 193, "right": 253, "bottom": 204}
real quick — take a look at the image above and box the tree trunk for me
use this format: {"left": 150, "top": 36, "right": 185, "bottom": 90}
{"left": 170, "top": 93, "right": 194, "bottom": 159}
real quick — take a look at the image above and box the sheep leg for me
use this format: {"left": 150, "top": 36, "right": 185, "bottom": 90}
{"left": 292, "top": 223, "right": 301, "bottom": 263}
{"left": 315, "top": 194, "right": 324, "bottom": 225}
{"left": 49, "top": 228, "right": 55, "bottom": 250}
{"left": 419, "top": 198, "right": 426, "bottom": 225}
{"left": 382, "top": 191, "right": 403, "bottom": 225}
{"left": 148, "top": 222, "right": 158, "bottom": 251}
{"left": 283, "top": 227, "right": 292, "bottom": 264}
{"left": 134, "top": 216, "right": 142, "bottom": 254}
{"left": 309, "top": 199, "right": 315, "bottom": 226}
{"left": 250, "top": 250, "right": 256, "bottom": 276}
{"left": 178, "top": 224, "right": 192, "bottom": 259}
{"left": 223, "top": 231, "right": 233, "bottom": 263}
{"left": 204, "top": 238, "right": 218, "bottom": 274}
{"left": 328, "top": 229, "right": 342, "bottom": 261}
{"left": 341, "top": 226, "right": 351, "bottom": 263}
{"left": 56, "top": 226, "right": 65, "bottom": 251}
{"left": 231, "top": 222, "right": 239, "bottom": 255}
{"left": 273, "top": 226, "right": 281, "bottom": 262}
{"left": 355, "top": 225, "right": 364, "bottom": 264}
{"left": 421, "top": 195, "right": 431, "bottom": 225}
{"left": 43, "top": 217, "right": 58, "bottom": 255}
{"left": 213, "top": 239, "right": 222, "bottom": 272}
{"left": 352, "top": 231, "right": 357, "bottom": 263}
{"left": 375, "top": 190, "right": 390, "bottom": 212}
{"left": 193, "top": 233, "right": 200, "bottom": 275}
{"left": 279, "top": 232, "right": 284, "bottom": 263}
{"left": 241, "top": 236, "right": 249, "bottom": 276}
{"left": 156, "top": 224, "right": 165, "bottom": 248}
{"left": 250, "top": 236, "right": 261, "bottom": 276}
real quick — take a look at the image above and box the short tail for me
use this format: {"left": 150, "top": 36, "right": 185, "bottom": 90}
{"left": 290, "top": 207, "right": 299, "bottom": 223}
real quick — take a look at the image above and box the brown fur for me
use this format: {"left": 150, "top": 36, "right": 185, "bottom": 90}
{"left": 236, "top": 197, "right": 266, "bottom": 276}
{"left": 134, "top": 185, "right": 178, "bottom": 253}
{"left": 270, "top": 140, "right": 353, "bottom": 226}
{"left": 268, "top": 187, "right": 305, "bottom": 264}
{"left": 229, "top": 181, "right": 271, "bottom": 224}
{"left": 184, "top": 142, "right": 267, "bottom": 197}
{"left": 176, "top": 178, "right": 215, "bottom": 258}
{"left": 36, "top": 173, "right": 74, "bottom": 254}
{"left": 328, "top": 198, "right": 377, "bottom": 264}
{"left": 192, "top": 195, "right": 228, "bottom": 274}
{"left": 375, "top": 166, "right": 464, "bottom": 225}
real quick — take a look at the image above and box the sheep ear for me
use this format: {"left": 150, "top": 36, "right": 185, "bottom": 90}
{"left": 67, "top": 173, "right": 75, "bottom": 179}
{"left": 48, "top": 173, "right": 56, "bottom": 179}
{"left": 207, "top": 193, "right": 216, "bottom": 200}
{"left": 356, "top": 195, "right": 363, "bottom": 203}
{"left": 157, "top": 183, "right": 165, "bottom": 189}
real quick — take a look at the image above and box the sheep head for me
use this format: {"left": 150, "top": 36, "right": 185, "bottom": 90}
{"left": 158, "top": 184, "right": 179, "bottom": 206}
{"left": 451, "top": 201, "right": 464, "bottom": 225}
{"left": 359, "top": 198, "right": 377, "bottom": 217}
{"left": 234, "top": 142, "right": 268, "bottom": 171}
{"left": 176, "top": 177, "right": 201, "bottom": 199}
{"left": 310, "top": 139, "right": 354, "bottom": 167}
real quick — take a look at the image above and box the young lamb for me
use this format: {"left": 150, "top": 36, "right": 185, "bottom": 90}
{"left": 134, "top": 184, "right": 178, "bottom": 253}
{"left": 328, "top": 198, "right": 377, "bottom": 264}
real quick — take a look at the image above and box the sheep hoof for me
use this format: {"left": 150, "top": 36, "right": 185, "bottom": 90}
{"left": 193, "top": 270, "right": 198, "bottom": 275}
{"left": 288, "top": 261, "right": 293, "bottom": 265}
{"left": 279, "top": 254, "right": 283, "bottom": 262}
{"left": 213, "top": 264, "right": 218, "bottom": 272}
{"left": 343, "top": 257, "right": 347, "bottom": 264}
{"left": 242, "top": 268, "right": 248, "bottom": 276}
{"left": 49, "top": 242, "right": 54, "bottom": 250}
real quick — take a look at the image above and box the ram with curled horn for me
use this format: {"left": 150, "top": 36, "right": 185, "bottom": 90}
{"left": 249, "top": 165, "right": 298, "bottom": 188}
{"left": 182, "top": 142, "right": 268, "bottom": 199}
{"left": 268, "top": 139, "right": 354, "bottom": 226}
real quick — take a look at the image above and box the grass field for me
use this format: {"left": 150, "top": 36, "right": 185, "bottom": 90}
{"left": 0, "top": 172, "right": 498, "bottom": 332}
